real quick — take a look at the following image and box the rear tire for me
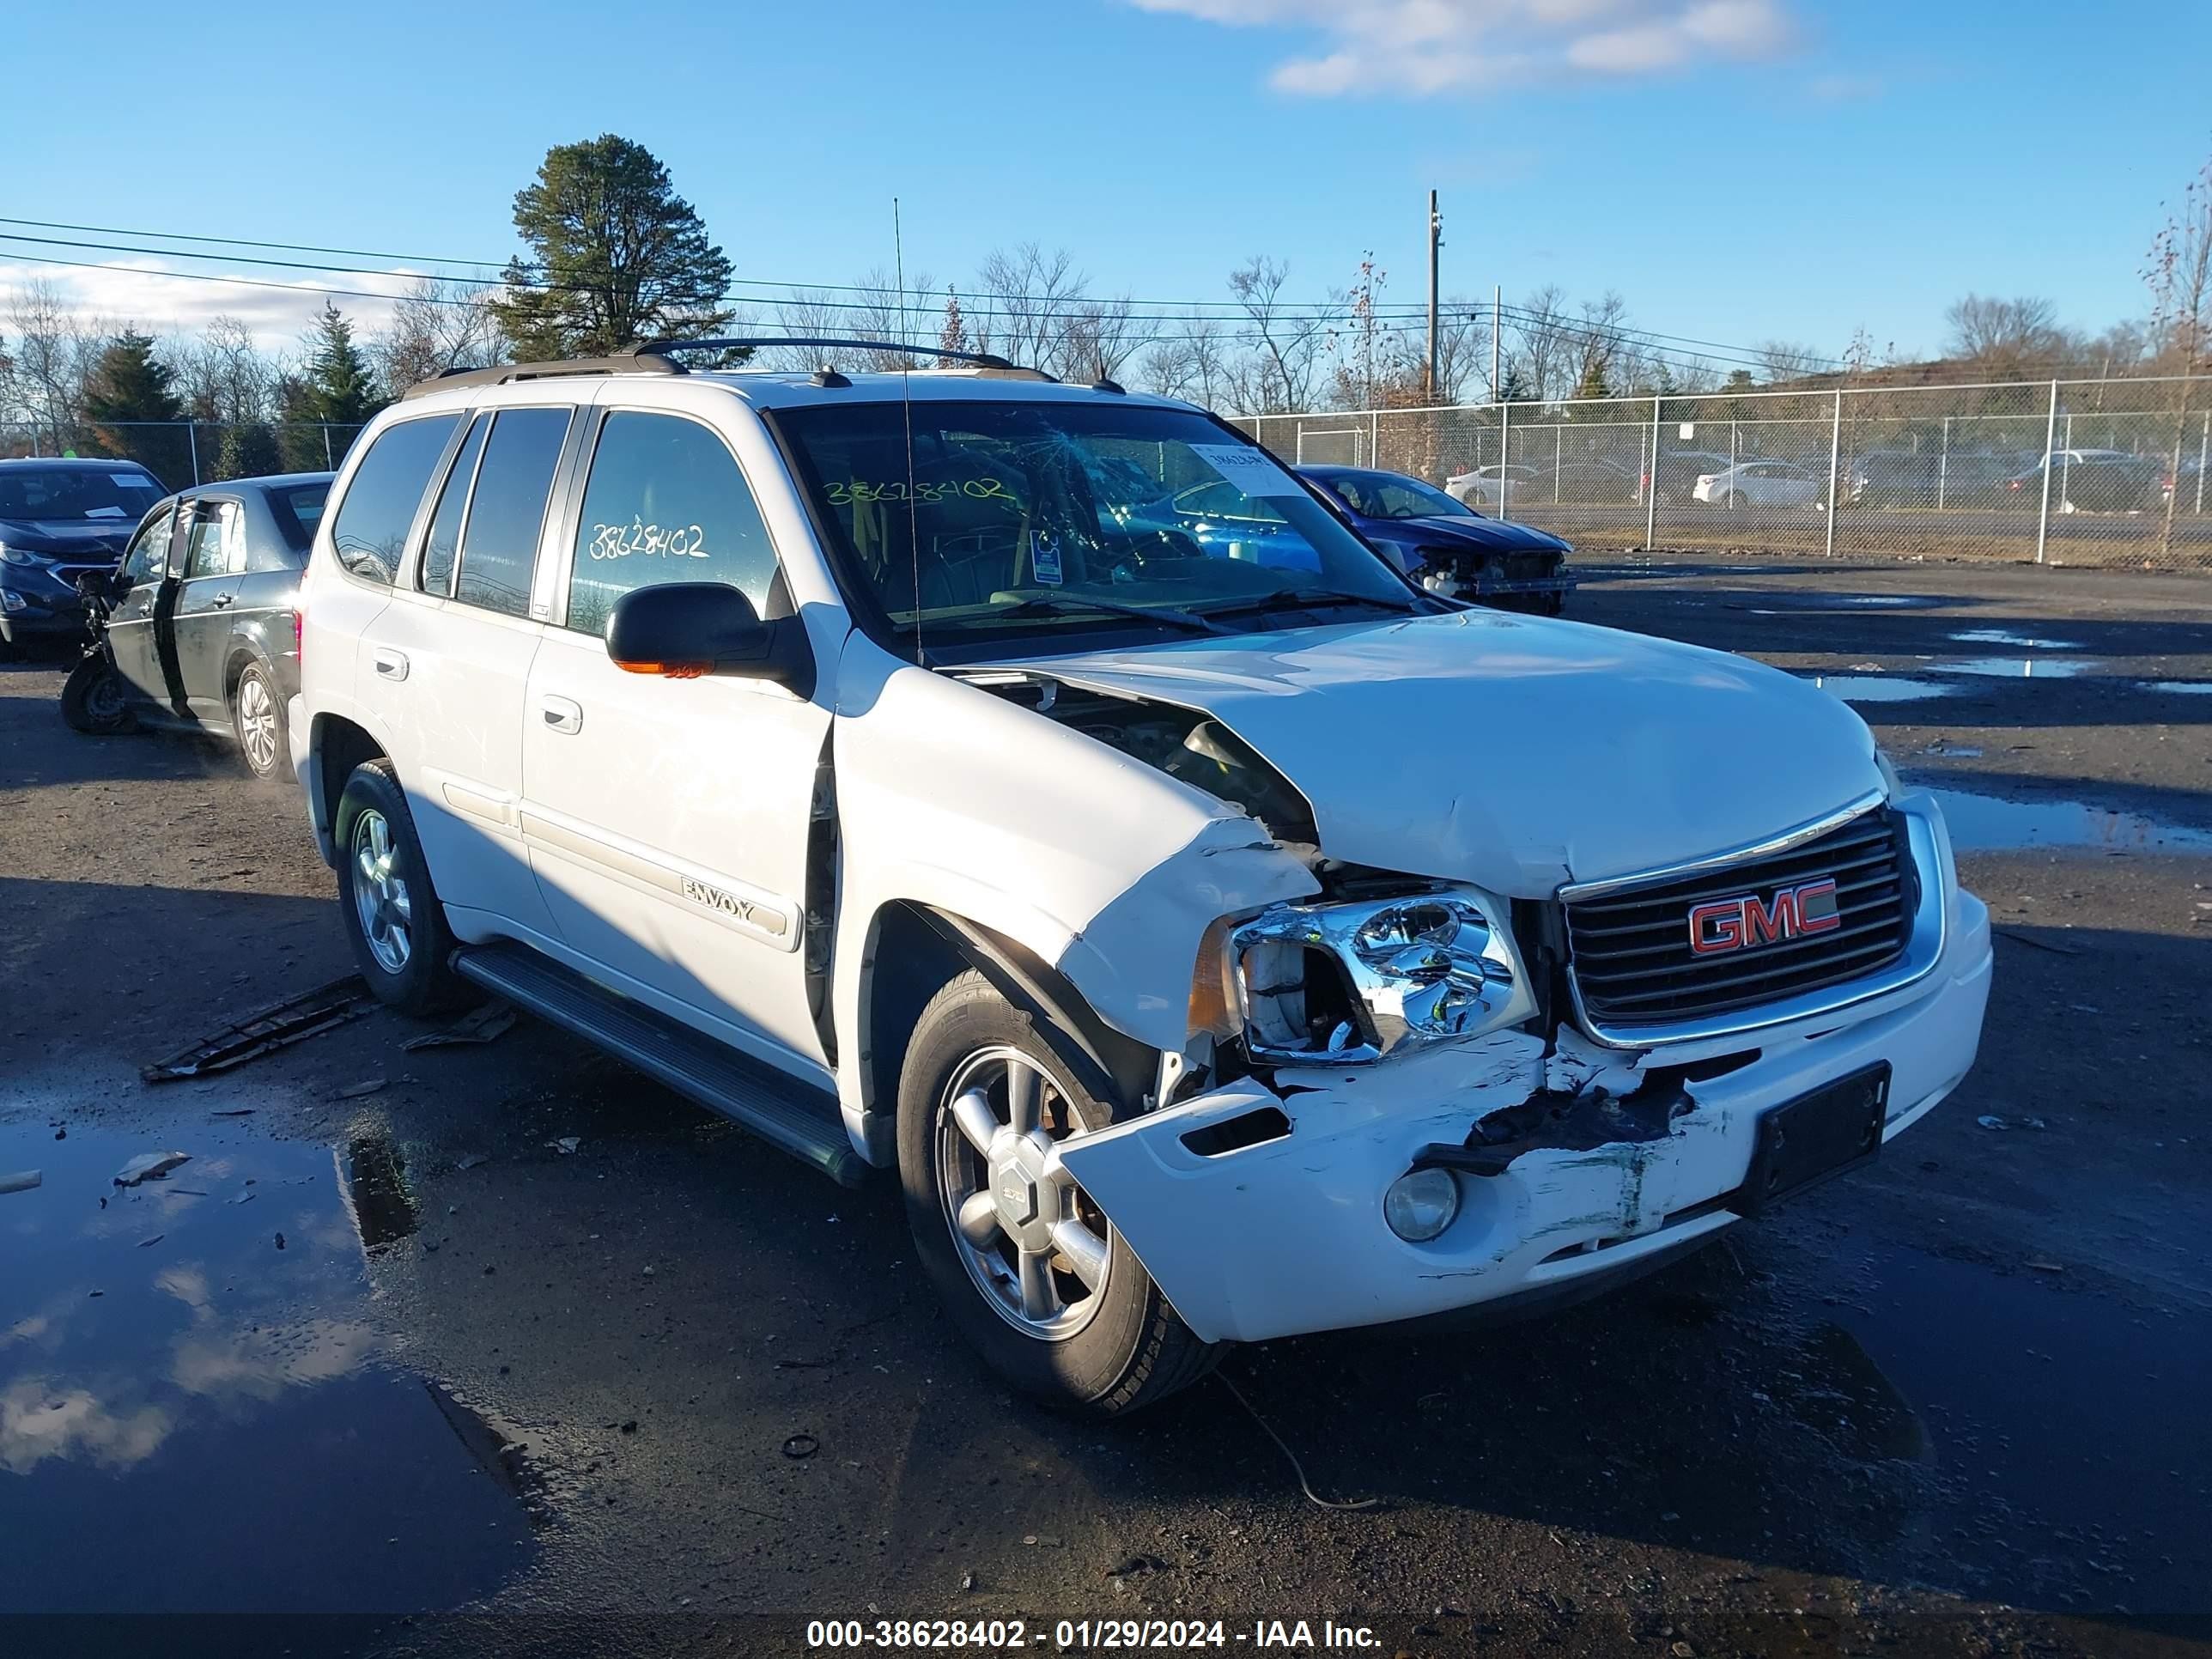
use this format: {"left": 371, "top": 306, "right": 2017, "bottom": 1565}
{"left": 333, "top": 759, "right": 471, "bottom": 1016}
{"left": 896, "top": 969, "right": 1219, "bottom": 1416}
{"left": 231, "top": 660, "right": 287, "bottom": 780}
{"left": 61, "top": 657, "right": 136, "bottom": 734}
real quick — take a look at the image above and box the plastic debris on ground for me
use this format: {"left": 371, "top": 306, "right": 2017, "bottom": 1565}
{"left": 404, "top": 1000, "right": 519, "bottom": 1051}
{"left": 114, "top": 1152, "right": 192, "bottom": 1186}
{"left": 142, "top": 975, "right": 370, "bottom": 1083}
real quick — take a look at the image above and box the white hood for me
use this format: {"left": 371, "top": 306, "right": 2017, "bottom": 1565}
{"left": 1012, "top": 609, "right": 1884, "bottom": 896}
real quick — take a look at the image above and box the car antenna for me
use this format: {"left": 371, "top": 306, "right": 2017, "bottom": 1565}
{"left": 894, "top": 195, "right": 924, "bottom": 668}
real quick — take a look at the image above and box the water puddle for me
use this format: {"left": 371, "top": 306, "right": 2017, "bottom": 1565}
{"left": 1803, "top": 673, "right": 1954, "bottom": 703}
{"left": 1947, "top": 629, "right": 2084, "bottom": 650}
{"left": 1836, "top": 594, "right": 1936, "bottom": 608}
{"left": 1936, "top": 657, "right": 2100, "bottom": 680}
{"left": 1931, "top": 787, "right": 2212, "bottom": 854}
{"left": 0, "top": 1117, "right": 537, "bottom": 1614}
{"left": 2139, "top": 680, "right": 2212, "bottom": 696}
{"left": 1826, "top": 1244, "right": 2211, "bottom": 1613}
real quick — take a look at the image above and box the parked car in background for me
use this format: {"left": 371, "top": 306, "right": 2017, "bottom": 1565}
{"left": 64, "top": 472, "right": 331, "bottom": 777}
{"left": 1543, "top": 459, "right": 1641, "bottom": 504}
{"left": 1300, "top": 465, "right": 1574, "bottom": 615}
{"left": 1692, "top": 459, "right": 1822, "bottom": 508}
{"left": 1443, "top": 462, "right": 1537, "bottom": 508}
{"left": 1649, "top": 450, "right": 1735, "bottom": 507}
{"left": 1848, "top": 449, "right": 2022, "bottom": 508}
{"left": 0, "top": 458, "right": 168, "bottom": 653}
{"left": 2001, "top": 450, "right": 2162, "bottom": 513}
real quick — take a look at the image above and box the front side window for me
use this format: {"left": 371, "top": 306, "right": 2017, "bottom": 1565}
{"left": 775, "top": 400, "right": 1418, "bottom": 655}
{"left": 329, "top": 415, "right": 461, "bottom": 585}
{"left": 566, "top": 412, "right": 781, "bottom": 637}
{"left": 183, "top": 501, "right": 246, "bottom": 579}
{"left": 453, "top": 407, "right": 571, "bottom": 618}
{"left": 122, "top": 504, "right": 177, "bottom": 582}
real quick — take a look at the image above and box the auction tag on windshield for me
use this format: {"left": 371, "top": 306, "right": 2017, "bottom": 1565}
{"left": 1190, "top": 443, "right": 1304, "bottom": 497}
{"left": 1030, "top": 531, "right": 1064, "bottom": 586}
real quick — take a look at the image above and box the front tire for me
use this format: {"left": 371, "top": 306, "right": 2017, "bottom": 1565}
{"left": 333, "top": 759, "right": 469, "bottom": 1016}
{"left": 231, "top": 660, "right": 286, "bottom": 780}
{"left": 896, "top": 970, "right": 1218, "bottom": 1415}
{"left": 61, "top": 656, "right": 136, "bottom": 734}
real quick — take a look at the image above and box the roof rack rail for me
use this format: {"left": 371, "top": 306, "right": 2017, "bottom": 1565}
{"left": 632, "top": 336, "right": 1020, "bottom": 371}
{"left": 401, "top": 353, "right": 687, "bottom": 401}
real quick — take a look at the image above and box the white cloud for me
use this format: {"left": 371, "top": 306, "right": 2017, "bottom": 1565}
{"left": 0, "top": 258, "right": 425, "bottom": 352}
{"left": 1127, "top": 0, "right": 1797, "bottom": 94}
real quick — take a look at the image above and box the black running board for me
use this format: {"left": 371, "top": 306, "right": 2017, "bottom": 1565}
{"left": 451, "top": 944, "right": 868, "bottom": 1188}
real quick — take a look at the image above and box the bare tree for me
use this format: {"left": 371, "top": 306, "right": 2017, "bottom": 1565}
{"left": 3, "top": 280, "right": 105, "bottom": 452}
{"left": 1139, "top": 319, "right": 1232, "bottom": 407}
{"left": 1226, "top": 256, "right": 1334, "bottom": 414}
{"left": 374, "top": 277, "right": 508, "bottom": 397}
{"left": 969, "top": 245, "right": 1096, "bottom": 379}
{"left": 2145, "top": 152, "right": 2212, "bottom": 556}
{"left": 1756, "top": 338, "right": 1831, "bottom": 385}
{"left": 1506, "top": 285, "right": 1576, "bottom": 403}
{"left": 1942, "top": 295, "right": 2070, "bottom": 379}
{"left": 173, "top": 315, "right": 275, "bottom": 424}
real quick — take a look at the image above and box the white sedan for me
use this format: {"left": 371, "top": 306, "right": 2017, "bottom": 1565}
{"left": 1692, "top": 460, "right": 1823, "bottom": 508}
{"left": 1444, "top": 463, "right": 1537, "bottom": 508}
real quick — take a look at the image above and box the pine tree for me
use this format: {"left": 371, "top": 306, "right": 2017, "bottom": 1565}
{"left": 215, "top": 420, "right": 284, "bottom": 481}
{"left": 1496, "top": 361, "right": 1534, "bottom": 403}
{"left": 280, "top": 305, "right": 382, "bottom": 471}
{"left": 83, "top": 331, "right": 191, "bottom": 488}
{"left": 491, "top": 135, "right": 735, "bottom": 359}
{"left": 1573, "top": 356, "right": 1613, "bottom": 401}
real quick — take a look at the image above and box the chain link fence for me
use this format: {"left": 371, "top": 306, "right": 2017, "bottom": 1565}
{"left": 1, "top": 421, "right": 369, "bottom": 489}
{"left": 1243, "top": 375, "right": 2212, "bottom": 571}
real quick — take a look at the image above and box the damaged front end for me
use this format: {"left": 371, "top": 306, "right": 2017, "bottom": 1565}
{"left": 957, "top": 668, "right": 1990, "bottom": 1346}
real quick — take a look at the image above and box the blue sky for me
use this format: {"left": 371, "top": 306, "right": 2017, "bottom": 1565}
{"left": 9, "top": 0, "right": 2209, "bottom": 371}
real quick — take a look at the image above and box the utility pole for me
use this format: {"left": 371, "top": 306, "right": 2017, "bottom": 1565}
{"left": 1492, "top": 282, "right": 1503, "bottom": 400}
{"left": 1425, "top": 189, "right": 1440, "bottom": 404}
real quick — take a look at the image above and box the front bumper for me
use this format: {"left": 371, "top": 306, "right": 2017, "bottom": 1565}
{"left": 1059, "top": 885, "right": 1990, "bottom": 1346}
{"left": 0, "top": 586, "right": 82, "bottom": 642}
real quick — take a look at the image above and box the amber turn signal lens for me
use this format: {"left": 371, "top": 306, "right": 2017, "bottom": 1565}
{"left": 1188, "top": 916, "right": 1241, "bottom": 1040}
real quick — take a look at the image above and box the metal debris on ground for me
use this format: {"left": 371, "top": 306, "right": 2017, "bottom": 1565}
{"left": 404, "top": 1000, "right": 519, "bottom": 1051}
{"left": 114, "top": 1152, "right": 191, "bottom": 1186}
{"left": 142, "top": 975, "right": 370, "bottom": 1083}
{"left": 550, "top": 1137, "right": 580, "bottom": 1155}
{"left": 338, "top": 1078, "right": 388, "bottom": 1099}
{"left": 1978, "top": 1114, "right": 2049, "bottom": 1132}
{"left": 1214, "top": 1373, "right": 1379, "bottom": 1512}
{"left": 0, "top": 1170, "right": 42, "bottom": 1196}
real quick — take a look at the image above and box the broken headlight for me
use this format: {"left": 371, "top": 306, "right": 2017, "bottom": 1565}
{"left": 1225, "top": 886, "right": 1535, "bottom": 1064}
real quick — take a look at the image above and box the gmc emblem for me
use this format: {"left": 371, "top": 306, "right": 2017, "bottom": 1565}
{"left": 1688, "top": 878, "right": 1841, "bottom": 957}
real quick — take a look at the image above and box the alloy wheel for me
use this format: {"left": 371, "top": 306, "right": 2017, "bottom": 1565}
{"left": 238, "top": 674, "right": 278, "bottom": 775}
{"left": 350, "top": 810, "right": 413, "bottom": 974}
{"left": 934, "top": 1046, "right": 1112, "bottom": 1340}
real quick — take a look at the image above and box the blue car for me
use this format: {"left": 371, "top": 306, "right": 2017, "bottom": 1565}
{"left": 1299, "top": 465, "right": 1574, "bottom": 615}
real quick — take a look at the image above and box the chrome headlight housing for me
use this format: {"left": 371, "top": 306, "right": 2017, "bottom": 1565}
{"left": 1228, "top": 884, "right": 1535, "bottom": 1064}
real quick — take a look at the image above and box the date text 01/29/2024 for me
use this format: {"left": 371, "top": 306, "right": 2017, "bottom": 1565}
{"left": 803, "top": 1618, "right": 1383, "bottom": 1650}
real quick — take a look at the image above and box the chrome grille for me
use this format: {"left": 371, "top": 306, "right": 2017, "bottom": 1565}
{"left": 1565, "top": 807, "right": 1916, "bottom": 1029}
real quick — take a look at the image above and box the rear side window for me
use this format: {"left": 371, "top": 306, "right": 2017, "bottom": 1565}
{"left": 565, "top": 412, "right": 781, "bottom": 638}
{"left": 266, "top": 483, "right": 331, "bottom": 557}
{"left": 453, "top": 408, "right": 571, "bottom": 618}
{"left": 329, "top": 415, "right": 460, "bottom": 585}
{"left": 419, "top": 414, "right": 490, "bottom": 597}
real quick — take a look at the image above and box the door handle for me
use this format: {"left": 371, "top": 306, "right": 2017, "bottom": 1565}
{"left": 211, "top": 592, "right": 234, "bottom": 609}
{"left": 371, "top": 647, "right": 409, "bottom": 682}
{"left": 539, "top": 696, "right": 583, "bottom": 735}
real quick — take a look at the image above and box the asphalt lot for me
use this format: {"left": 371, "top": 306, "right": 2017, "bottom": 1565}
{"left": 3, "top": 553, "right": 2209, "bottom": 1657}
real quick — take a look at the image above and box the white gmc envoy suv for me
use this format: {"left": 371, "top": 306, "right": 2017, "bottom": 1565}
{"left": 292, "top": 339, "right": 1991, "bottom": 1414}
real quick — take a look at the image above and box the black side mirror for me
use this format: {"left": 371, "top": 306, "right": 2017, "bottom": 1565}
{"left": 605, "top": 582, "right": 813, "bottom": 697}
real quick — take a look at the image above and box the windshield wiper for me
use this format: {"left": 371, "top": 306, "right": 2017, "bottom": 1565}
{"left": 985, "top": 594, "right": 1233, "bottom": 635}
{"left": 1197, "top": 586, "right": 1422, "bottom": 620}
